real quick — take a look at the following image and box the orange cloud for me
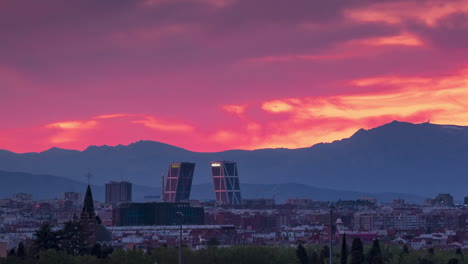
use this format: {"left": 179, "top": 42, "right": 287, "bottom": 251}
{"left": 228, "top": 68, "right": 468, "bottom": 150}
{"left": 247, "top": 53, "right": 350, "bottom": 63}
{"left": 45, "top": 120, "right": 99, "bottom": 144}
{"left": 261, "top": 71, "right": 468, "bottom": 124}
{"left": 222, "top": 104, "right": 247, "bottom": 117}
{"left": 345, "top": 1, "right": 468, "bottom": 27}
{"left": 94, "top": 113, "right": 131, "bottom": 119}
{"left": 133, "top": 116, "right": 194, "bottom": 132}
{"left": 351, "top": 33, "right": 424, "bottom": 47}
{"left": 246, "top": 32, "right": 423, "bottom": 65}
{"left": 46, "top": 121, "right": 98, "bottom": 130}
{"left": 261, "top": 99, "right": 297, "bottom": 113}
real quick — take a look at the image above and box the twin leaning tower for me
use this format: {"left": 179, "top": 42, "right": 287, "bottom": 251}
{"left": 162, "top": 161, "right": 242, "bottom": 205}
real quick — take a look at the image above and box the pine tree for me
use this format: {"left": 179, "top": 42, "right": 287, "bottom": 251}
{"left": 91, "top": 243, "right": 102, "bottom": 258}
{"left": 455, "top": 247, "right": 463, "bottom": 259}
{"left": 341, "top": 233, "right": 347, "bottom": 264}
{"left": 33, "top": 223, "right": 59, "bottom": 254}
{"left": 320, "top": 245, "right": 330, "bottom": 264}
{"left": 350, "top": 238, "right": 364, "bottom": 264}
{"left": 367, "top": 239, "right": 383, "bottom": 264}
{"left": 428, "top": 247, "right": 434, "bottom": 255}
{"left": 310, "top": 250, "right": 319, "bottom": 264}
{"left": 296, "top": 244, "right": 309, "bottom": 264}
{"left": 403, "top": 244, "right": 409, "bottom": 254}
{"left": 59, "top": 220, "right": 86, "bottom": 255}
{"left": 16, "top": 242, "right": 26, "bottom": 257}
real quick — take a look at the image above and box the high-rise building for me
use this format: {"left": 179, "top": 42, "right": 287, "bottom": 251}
{"left": 11, "top": 193, "right": 32, "bottom": 202}
{"left": 105, "top": 181, "right": 132, "bottom": 206}
{"left": 211, "top": 161, "right": 242, "bottom": 205}
{"left": 432, "top": 193, "right": 454, "bottom": 207}
{"left": 163, "top": 162, "right": 195, "bottom": 202}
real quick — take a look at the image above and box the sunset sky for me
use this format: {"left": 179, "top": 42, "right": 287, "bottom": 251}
{"left": 2, "top": 0, "right": 468, "bottom": 153}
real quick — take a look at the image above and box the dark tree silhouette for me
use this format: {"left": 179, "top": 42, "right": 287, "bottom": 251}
{"left": 33, "top": 223, "right": 59, "bottom": 254}
{"left": 419, "top": 259, "right": 433, "bottom": 264}
{"left": 350, "top": 238, "right": 364, "bottom": 264}
{"left": 341, "top": 233, "right": 347, "bottom": 264}
{"left": 90, "top": 243, "right": 102, "bottom": 258}
{"left": 296, "top": 244, "right": 308, "bottom": 264}
{"left": 428, "top": 247, "right": 434, "bottom": 255}
{"left": 16, "top": 242, "right": 26, "bottom": 257}
{"left": 367, "top": 239, "right": 383, "bottom": 264}
{"left": 310, "top": 250, "right": 319, "bottom": 264}
{"left": 403, "top": 245, "right": 409, "bottom": 254}
{"left": 319, "top": 245, "right": 330, "bottom": 264}
{"left": 207, "top": 237, "right": 220, "bottom": 247}
{"left": 59, "top": 220, "right": 86, "bottom": 255}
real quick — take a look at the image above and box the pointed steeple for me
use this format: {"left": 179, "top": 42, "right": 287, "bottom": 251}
{"left": 80, "top": 184, "right": 97, "bottom": 248}
{"left": 82, "top": 184, "right": 95, "bottom": 217}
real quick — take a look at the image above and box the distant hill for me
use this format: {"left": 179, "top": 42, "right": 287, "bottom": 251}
{"left": 0, "top": 170, "right": 425, "bottom": 203}
{"left": 0, "top": 121, "right": 467, "bottom": 198}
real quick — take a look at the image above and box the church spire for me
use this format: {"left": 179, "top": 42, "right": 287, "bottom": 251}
{"left": 80, "top": 184, "right": 97, "bottom": 247}
{"left": 82, "top": 184, "right": 95, "bottom": 216}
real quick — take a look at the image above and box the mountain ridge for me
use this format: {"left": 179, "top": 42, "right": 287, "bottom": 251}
{"left": 0, "top": 170, "right": 426, "bottom": 203}
{"left": 1, "top": 121, "right": 467, "bottom": 198}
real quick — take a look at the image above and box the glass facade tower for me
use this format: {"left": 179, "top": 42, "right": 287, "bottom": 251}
{"left": 163, "top": 162, "right": 195, "bottom": 202}
{"left": 105, "top": 181, "right": 132, "bottom": 206}
{"left": 211, "top": 161, "right": 242, "bottom": 205}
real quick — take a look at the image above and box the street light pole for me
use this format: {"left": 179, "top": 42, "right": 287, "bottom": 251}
{"left": 329, "top": 204, "right": 335, "bottom": 264}
{"left": 176, "top": 211, "right": 184, "bottom": 264}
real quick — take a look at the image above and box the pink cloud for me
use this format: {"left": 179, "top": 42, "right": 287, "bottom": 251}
{"left": 132, "top": 116, "right": 194, "bottom": 132}
{"left": 344, "top": 1, "right": 468, "bottom": 27}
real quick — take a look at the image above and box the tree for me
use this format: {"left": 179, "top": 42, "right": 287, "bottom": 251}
{"left": 403, "top": 245, "right": 409, "bottom": 254}
{"left": 367, "top": 239, "right": 383, "bottom": 264}
{"left": 310, "top": 250, "right": 319, "bottom": 264}
{"left": 16, "top": 242, "right": 26, "bottom": 257}
{"left": 90, "top": 243, "right": 102, "bottom": 258}
{"left": 296, "top": 244, "right": 308, "bottom": 264}
{"left": 428, "top": 247, "right": 434, "bottom": 255}
{"left": 320, "top": 245, "right": 330, "bottom": 264}
{"left": 419, "top": 258, "right": 433, "bottom": 264}
{"left": 350, "top": 238, "right": 364, "bottom": 264}
{"left": 341, "top": 233, "right": 347, "bottom": 264}
{"left": 33, "top": 223, "right": 59, "bottom": 254}
{"left": 455, "top": 247, "right": 463, "bottom": 259}
{"left": 207, "top": 237, "right": 220, "bottom": 247}
{"left": 59, "top": 220, "right": 86, "bottom": 255}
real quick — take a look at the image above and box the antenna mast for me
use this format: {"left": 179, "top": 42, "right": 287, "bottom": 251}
{"left": 86, "top": 170, "right": 92, "bottom": 185}
{"left": 161, "top": 172, "right": 165, "bottom": 202}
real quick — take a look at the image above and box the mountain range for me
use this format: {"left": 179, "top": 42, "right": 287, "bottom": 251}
{"left": 0, "top": 121, "right": 467, "bottom": 200}
{"left": 0, "top": 170, "right": 425, "bottom": 203}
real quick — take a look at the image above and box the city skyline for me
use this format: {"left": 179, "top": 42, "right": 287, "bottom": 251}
{"left": 2, "top": 0, "right": 468, "bottom": 153}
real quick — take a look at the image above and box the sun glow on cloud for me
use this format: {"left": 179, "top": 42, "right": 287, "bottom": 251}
{"left": 345, "top": 1, "right": 468, "bottom": 26}
{"left": 353, "top": 33, "right": 424, "bottom": 47}
{"left": 46, "top": 121, "right": 98, "bottom": 130}
{"left": 132, "top": 116, "right": 194, "bottom": 132}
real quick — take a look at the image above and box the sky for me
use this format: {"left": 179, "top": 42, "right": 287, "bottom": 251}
{"left": 1, "top": 0, "right": 468, "bottom": 153}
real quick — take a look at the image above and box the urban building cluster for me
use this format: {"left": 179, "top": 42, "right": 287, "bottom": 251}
{"left": 1, "top": 161, "right": 468, "bottom": 257}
